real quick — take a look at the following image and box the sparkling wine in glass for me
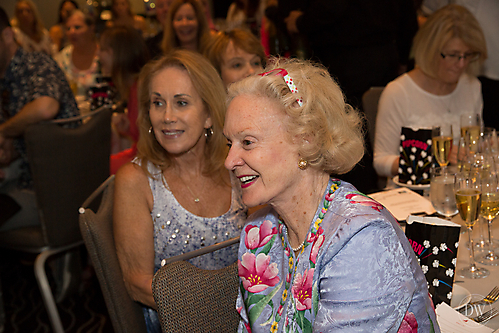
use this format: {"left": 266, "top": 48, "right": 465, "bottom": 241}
{"left": 460, "top": 113, "right": 482, "bottom": 153}
{"left": 478, "top": 173, "right": 499, "bottom": 265}
{"left": 454, "top": 171, "right": 489, "bottom": 279}
{"left": 432, "top": 125, "right": 453, "bottom": 168}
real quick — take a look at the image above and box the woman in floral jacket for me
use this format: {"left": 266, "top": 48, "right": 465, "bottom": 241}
{"left": 223, "top": 57, "right": 439, "bottom": 332}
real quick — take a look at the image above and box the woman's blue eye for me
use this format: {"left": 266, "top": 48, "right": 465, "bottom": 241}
{"left": 177, "top": 100, "right": 188, "bottom": 106}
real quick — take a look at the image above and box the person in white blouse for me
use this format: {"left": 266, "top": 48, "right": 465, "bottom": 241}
{"left": 373, "top": 4, "right": 487, "bottom": 178}
{"left": 11, "top": 0, "right": 52, "bottom": 55}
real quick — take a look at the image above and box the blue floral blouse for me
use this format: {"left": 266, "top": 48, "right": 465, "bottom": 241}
{"left": 236, "top": 178, "right": 439, "bottom": 333}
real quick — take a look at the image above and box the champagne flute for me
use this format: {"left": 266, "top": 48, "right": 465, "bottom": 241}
{"left": 478, "top": 173, "right": 499, "bottom": 265}
{"left": 432, "top": 124, "right": 453, "bottom": 168}
{"left": 430, "top": 166, "right": 458, "bottom": 219}
{"left": 454, "top": 171, "right": 489, "bottom": 279}
{"left": 460, "top": 113, "right": 482, "bottom": 153}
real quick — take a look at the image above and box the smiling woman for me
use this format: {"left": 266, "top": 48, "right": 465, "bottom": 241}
{"left": 224, "top": 57, "right": 439, "bottom": 333}
{"left": 113, "top": 49, "right": 248, "bottom": 333}
{"left": 161, "top": 0, "right": 212, "bottom": 55}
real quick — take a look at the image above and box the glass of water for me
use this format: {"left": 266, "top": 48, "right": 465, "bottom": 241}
{"left": 430, "top": 166, "right": 458, "bottom": 219}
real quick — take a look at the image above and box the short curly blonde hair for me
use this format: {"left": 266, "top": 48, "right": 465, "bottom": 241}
{"left": 227, "top": 57, "right": 365, "bottom": 175}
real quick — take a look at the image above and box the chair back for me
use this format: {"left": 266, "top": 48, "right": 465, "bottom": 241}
{"left": 79, "top": 175, "right": 147, "bottom": 333}
{"left": 25, "top": 107, "right": 111, "bottom": 247}
{"left": 362, "top": 86, "right": 384, "bottom": 147}
{"left": 152, "top": 237, "right": 241, "bottom": 333}
{"left": 153, "top": 260, "right": 240, "bottom": 333}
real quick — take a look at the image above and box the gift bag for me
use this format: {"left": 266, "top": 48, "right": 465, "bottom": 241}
{"left": 87, "top": 76, "right": 118, "bottom": 111}
{"left": 398, "top": 127, "right": 433, "bottom": 185}
{"left": 405, "top": 215, "right": 461, "bottom": 306}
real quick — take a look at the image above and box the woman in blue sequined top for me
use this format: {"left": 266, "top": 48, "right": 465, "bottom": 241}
{"left": 113, "top": 49, "right": 248, "bottom": 333}
{"left": 223, "top": 58, "right": 440, "bottom": 332}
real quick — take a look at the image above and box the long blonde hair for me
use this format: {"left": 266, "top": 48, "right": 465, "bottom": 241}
{"left": 12, "top": 0, "right": 45, "bottom": 41}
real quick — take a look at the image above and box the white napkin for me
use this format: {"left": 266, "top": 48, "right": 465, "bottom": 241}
{"left": 436, "top": 302, "right": 494, "bottom": 332}
{"left": 368, "top": 188, "right": 435, "bottom": 221}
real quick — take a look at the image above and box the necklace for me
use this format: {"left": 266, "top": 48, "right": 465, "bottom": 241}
{"left": 163, "top": 171, "right": 201, "bottom": 203}
{"left": 286, "top": 228, "right": 304, "bottom": 252}
{"left": 179, "top": 177, "right": 200, "bottom": 203}
{"left": 270, "top": 180, "right": 340, "bottom": 332}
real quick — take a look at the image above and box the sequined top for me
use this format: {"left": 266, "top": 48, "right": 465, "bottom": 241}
{"left": 134, "top": 159, "right": 248, "bottom": 333}
{"left": 236, "top": 178, "right": 439, "bottom": 333}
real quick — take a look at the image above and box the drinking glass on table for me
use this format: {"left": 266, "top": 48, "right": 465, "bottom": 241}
{"left": 430, "top": 166, "right": 458, "bottom": 219}
{"left": 454, "top": 171, "right": 489, "bottom": 279}
{"left": 478, "top": 173, "right": 499, "bottom": 265}
{"left": 432, "top": 124, "right": 453, "bottom": 168}
{"left": 460, "top": 113, "right": 482, "bottom": 153}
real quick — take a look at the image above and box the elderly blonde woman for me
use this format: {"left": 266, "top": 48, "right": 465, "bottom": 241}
{"left": 374, "top": 4, "right": 487, "bottom": 178}
{"left": 11, "top": 0, "right": 52, "bottom": 54}
{"left": 224, "top": 57, "right": 439, "bottom": 332}
{"left": 203, "top": 28, "right": 265, "bottom": 88}
{"left": 113, "top": 50, "right": 248, "bottom": 333}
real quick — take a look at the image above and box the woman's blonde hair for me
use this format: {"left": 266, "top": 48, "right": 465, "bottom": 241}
{"left": 203, "top": 28, "right": 266, "bottom": 75}
{"left": 161, "top": 0, "right": 211, "bottom": 55}
{"left": 227, "top": 57, "right": 365, "bottom": 175}
{"left": 413, "top": 4, "right": 487, "bottom": 78}
{"left": 12, "top": 0, "right": 45, "bottom": 41}
{"left": 137, "top": 49, "right": 228, "bottom": 177}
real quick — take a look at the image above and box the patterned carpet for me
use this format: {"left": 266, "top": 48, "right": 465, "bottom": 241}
{"left": 0, "top": 248, "right": 114, "bottom": 333}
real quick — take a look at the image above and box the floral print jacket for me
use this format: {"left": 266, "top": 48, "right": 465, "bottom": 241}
{"left": 236, "top": 179, "right": 439, "bottom": 333}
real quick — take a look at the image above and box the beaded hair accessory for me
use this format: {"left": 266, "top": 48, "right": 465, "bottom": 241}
{"left": 259, "top": 68, "right": 303, "bottom": 106}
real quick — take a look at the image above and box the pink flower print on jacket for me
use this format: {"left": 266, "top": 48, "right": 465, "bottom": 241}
{"left": 308, "top": 227, "right": 325, "bottom": 264}
{"left": 291, "top": 268, "right": 314, "bottom": 311}
{"left": 345, "top": 193, "right": 384, "bottom": 212}
{"left": 239, "top": 252, "right": 280, "bottom": 293}
{"left": 245, "top": 220, "right": 278, "bottom": 250}
{"left": 397, "top": 311, "right": 418, "bottom": 333}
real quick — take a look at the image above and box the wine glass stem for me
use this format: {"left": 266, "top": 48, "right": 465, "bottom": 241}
{"left": 487, "top": 219, "right": 493, "bottom": 244}
{"left": 468, "top": 226, "right": 478, "bottom": 270}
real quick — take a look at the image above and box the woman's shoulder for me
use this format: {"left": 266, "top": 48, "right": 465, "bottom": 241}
{"left": 115, "top": 161, "right": 149, "bottom": 187}
{"left": 382, "top": 73, "right": 413, "bottom": 97}
{"left": 326, "top": 181, "right": 398, "bottom": 237}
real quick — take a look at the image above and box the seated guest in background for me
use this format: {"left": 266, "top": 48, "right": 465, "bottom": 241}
{"left": 106, "top": 0, "right": 147, "bottom": 36}
{"left": 49, "top": 0, "right": 78, "bottom": 53}
{"left": 224, "top": 57, "right": 439, "bottom": 332}
{"left": 161, "top": 0, "right": 212, "bottom": 55}
{"left": 204, "top": 28, "right": 265, "bottom": 88}
{"left": 113, "top": 49, "right": 248, "bottom": 333}
{"left": 421, "top": 0, "right": 499, "bottom": 136}
{"left": 0, "top": 7, "right": 79, "bottom": 231}
{"left": 11, "top": 0, "right": 52, "bottom": 55}
{"left": 97, "top": 25, "right": 150, "bottom": 174}
{"left": 145, "top": 0, "right": 172, "bottom": 59}
{"left": 55, "top": 10, "right": 100, "bottom": 98}
{"left": 374, "top": 4, "right": 486, "bottom": 178}
{"left": 225, "top": 0, "right": 266, "bottom": 37}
